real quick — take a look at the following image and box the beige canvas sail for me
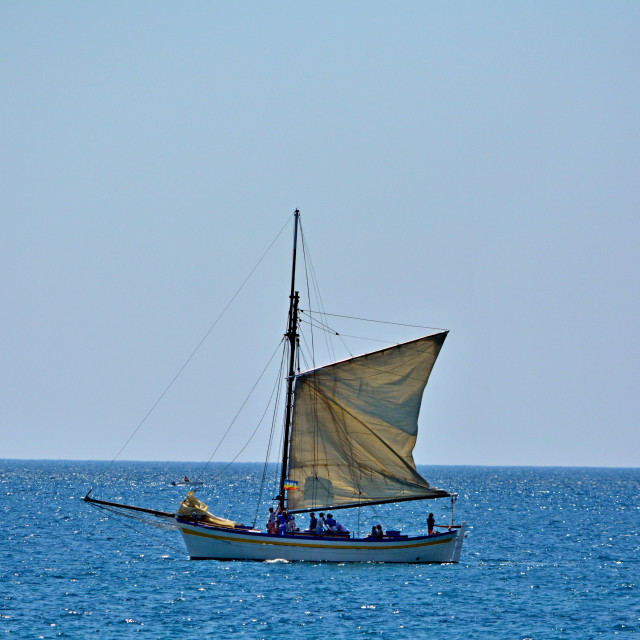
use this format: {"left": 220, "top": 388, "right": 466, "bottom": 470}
{"left": 286, "top": 332, "right": 450, "bottom": 511}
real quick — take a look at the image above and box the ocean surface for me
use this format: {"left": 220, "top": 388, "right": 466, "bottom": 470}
{"left": 1, "top": 461, "right": 638, "bottom": 639}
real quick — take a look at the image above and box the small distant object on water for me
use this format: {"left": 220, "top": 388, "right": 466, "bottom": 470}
{"left": 170, "top": 476, "right": 204, "bottom": 486}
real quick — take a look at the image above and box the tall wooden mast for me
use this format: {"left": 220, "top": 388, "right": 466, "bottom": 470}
{"left": 279, "top": 210, "right": 300, "bottom": 502}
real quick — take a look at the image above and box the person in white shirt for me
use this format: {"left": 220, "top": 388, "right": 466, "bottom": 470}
{"left": 267, "top": 507, "right": 276, "bottom": 534}
{"left": 286, "top": 515, "right": 297, "bottom": 534}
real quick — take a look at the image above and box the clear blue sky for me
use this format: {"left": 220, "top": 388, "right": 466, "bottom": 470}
{"left": 2, "top": 2, "right": 638, "bottom": 467}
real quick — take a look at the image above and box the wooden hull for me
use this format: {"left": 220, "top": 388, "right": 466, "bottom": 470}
{"left": 178, "top": 518, "right": 466, "bottom": 563}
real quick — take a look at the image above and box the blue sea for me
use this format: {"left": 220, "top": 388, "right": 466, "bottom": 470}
{"left": 1, "top": 461, "right": 638, "bottom": 638}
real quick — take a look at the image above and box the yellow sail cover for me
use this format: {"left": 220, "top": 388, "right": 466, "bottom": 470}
{"left": 287, "top": 332, "right": 450, "bottom": 511}
{"left": 178, "top": 491, "right": 237, "bottom": 528}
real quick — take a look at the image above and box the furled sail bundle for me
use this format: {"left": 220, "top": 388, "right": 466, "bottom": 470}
{"left": 286, "top": 331, "right": 451, "bottom": 511}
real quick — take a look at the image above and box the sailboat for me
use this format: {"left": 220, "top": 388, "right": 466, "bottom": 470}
{"left": 86, "top": 210, "right": 466, "bottom": 563}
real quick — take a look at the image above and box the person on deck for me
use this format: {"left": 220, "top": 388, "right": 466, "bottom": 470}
{"left": 325, "top": 514, "right": 337, "bottom": 531}
{"left": 335, "top": 521, "right": 349, "bottom": 533}
{"left": 277, "top": 510, "right": 288, "bottom": 535}
{"left": 427, "top": 513, "right": 435, "bottom": 535}
{"left": 267, "top": 507, "right": 276, "bottom": 534}
{"left": 286, "top": 514, "right": 297, "bottom": 534}
{"left": 316, "top": 513, "right": 326, "bottom": 534}
{"left": 375, "top": 524, "right": 384, "bottom": 539}
{"left": 308, "top": 512, "right": 318, "bottom": 532}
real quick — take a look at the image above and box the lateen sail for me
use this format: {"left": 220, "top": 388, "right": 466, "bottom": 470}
{"left": 287, "top": 331, "right": 450, "bottom": 511}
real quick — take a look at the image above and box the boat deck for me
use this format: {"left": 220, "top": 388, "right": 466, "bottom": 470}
{"left": 176, "top": 516, "right": 450, "bottom": 542}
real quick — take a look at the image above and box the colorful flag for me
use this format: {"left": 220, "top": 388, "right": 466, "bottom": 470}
{"left": 284, "top": 480, "right": 298, "bottom": 490}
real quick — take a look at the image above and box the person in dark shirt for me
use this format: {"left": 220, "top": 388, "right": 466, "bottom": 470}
{"left": 325, "top": 514, "right": 337, "bottom": 531}
{"left": 427, "top": 513, "right": 435, "bottom": 535}
{"left": 308, "top": 512, "right": 318, "bottom": 532}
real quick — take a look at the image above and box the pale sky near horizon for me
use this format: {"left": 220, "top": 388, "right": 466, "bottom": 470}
{"left": 2, "top": 2, "right": 639, "bottom": 468}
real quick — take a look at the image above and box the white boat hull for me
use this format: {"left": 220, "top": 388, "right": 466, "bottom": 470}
{"left": 178, "top": 518, "right": 466, "bottom": 563}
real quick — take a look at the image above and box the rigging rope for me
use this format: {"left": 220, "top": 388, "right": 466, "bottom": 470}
{"left": 88, "top": 503, "right": 185, "bottom": 555}
{"left": 253, "top": 344, "right": 288, "bottom": 526}
{"left": 301, "top": 309, "right": 446, "bottom": 332}
{"left": 91, "top": 213, "right": 293, "bottom": 488}
{"left": 299, "top": 222, "right": 339, "bottom": 368}
{"left": 195, "top": 338, "right": 286, "bottom": 483}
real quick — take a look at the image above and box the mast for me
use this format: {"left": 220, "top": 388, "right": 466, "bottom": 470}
{"left": 279, "top": 209, "right": 300, "bottom": 502}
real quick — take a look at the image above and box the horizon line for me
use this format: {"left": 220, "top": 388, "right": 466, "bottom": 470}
{"left": 1, "top": 457, "right": 638, "bottom": 470}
